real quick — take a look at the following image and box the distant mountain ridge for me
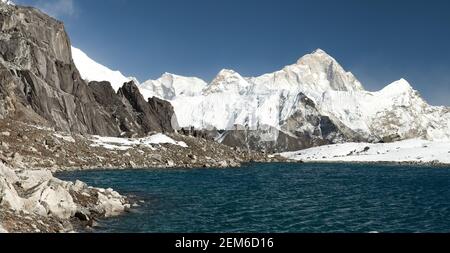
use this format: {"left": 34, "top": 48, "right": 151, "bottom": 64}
{"left": 72, "top": 44, "right": 450, "bottom": 152}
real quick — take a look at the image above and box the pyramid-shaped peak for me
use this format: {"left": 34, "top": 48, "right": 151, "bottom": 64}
{"left": 396, "top": 78, "right": 412, "bottom": 87}
{"left": 309, "top": 49, "right": 335, "bottom": 60}
{"left": 212, "top": 69, "right": 246, "bottom": 82}
{"left": 217, "top": 69, "right": 240, "bottom": 76}
{"left": 312, "top": 48, "right": 329, "bottom": 55}
{"left": 381, "top": 78, "right": 414, "bottom": 94}
{"left": 297, "top": 48, "right": 336, "bottom": 65}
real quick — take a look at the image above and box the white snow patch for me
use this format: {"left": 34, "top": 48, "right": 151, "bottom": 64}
{"left": 142, "top": 133, "right": 188, "bottom": 148}
{"left": 53, "top": 133, "right": 75, "bottom": 143}
{"left": 90, "top": 134, "right": 188, "bottom": 151}
{"left": 281, "top": 139, "right": 450, "bottom": 165}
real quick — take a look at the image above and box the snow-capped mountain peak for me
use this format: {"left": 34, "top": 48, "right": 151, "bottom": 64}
{"left": 71, "top": 46, "right": 450, "bottom": 146}
{"left": 212, "top": 69, "right": 244, "bottom": 82}
{"left": 380, "top": 78, "right": 414, "bottom": 95}
{"left": 296, "top": 48, "right": 335, "bottom": 65}
{"left": 204, "top": 69, "right": 251, "bottom": 95}
{"left": 139, "top": 72, "right": 207, "bottom": 100}
{"left": 217, "top": 69, "right": 237, "bottom": 75}
{"left": 293, "top": 49, "right": 365, "bottom": 92}
{"left": 312, "top": 48, "right": 328, "bottom": 54}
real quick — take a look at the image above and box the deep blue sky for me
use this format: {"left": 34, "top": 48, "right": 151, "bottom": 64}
{"left": 15, "top": 0, "right": 450, "bottom": 105}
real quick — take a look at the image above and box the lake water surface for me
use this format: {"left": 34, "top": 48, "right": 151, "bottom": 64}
{"left": 57, "top": 163, "right": 450, "bottom": 233}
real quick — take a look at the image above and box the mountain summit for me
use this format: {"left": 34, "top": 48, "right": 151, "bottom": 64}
{"left": 294, "top": 49, "right": 365, "bottom": 92}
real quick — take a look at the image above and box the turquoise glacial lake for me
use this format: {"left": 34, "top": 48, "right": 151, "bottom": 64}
{"left": 57, "top": 163, "right": 450, "bottom": 233}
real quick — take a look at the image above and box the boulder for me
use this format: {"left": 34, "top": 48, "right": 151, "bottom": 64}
{"left": 72, "top": 180, "right": 87, "bottom": 192}
{"left": 149, "top": 154, "right": 163, "bottom": 162}
{"left": 0, "top": 224, "right": 7, "bottom": 233}
{"left": 0, "top": 162, "right": 24, "bottom": 211}
{"left": 218, "top": 161, "right": 228, "bottom": 167}
{"left": 74, "top": 209, "right": 90, "bottom": 221}
{"left": 0, "top": 175, "right": 24, "bottom": 211}
{"left": 129, "top": 161, "right": 138, "bottom": 168}
{"left": 166, "top": 160, "right": 175, "bottom": 167}
{"left": 0, "top": 161, "right": 128, "bottom": 228}
{"left": 96, "top": 192, "right": 126, "bottom": 217}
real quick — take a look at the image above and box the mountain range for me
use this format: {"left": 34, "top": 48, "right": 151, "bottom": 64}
{"left": 71, "top": 46, "right": 450, "bottom": 152}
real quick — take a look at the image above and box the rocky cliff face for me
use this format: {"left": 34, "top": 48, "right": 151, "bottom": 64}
{"left": 89, "top": 80, "right": 175, "bottom": 136}
{"left": 0, "top": 3, "right": 174, "bottom": 136}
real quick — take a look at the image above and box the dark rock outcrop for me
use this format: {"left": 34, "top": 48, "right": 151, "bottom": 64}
{"left": 90, "top": 81, "right": 175, "bottom": 136}
{"left": 118, "top": 81, "right": 175, "bottom": 134}
{"left": 147, "top": 96, "right": 178, "bottom": 133}
{"left": 0, "top": 3, "right": 174, "bottom": 136}
{"left": 179, "top": 127, "right": 217, "bottom": 141}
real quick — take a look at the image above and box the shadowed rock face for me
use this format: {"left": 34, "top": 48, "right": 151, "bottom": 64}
{"left": 0, "top": 3, "right": 174, "bottom": 136}
{"left": 90, "top": 81, "right": 175, "bottom": 136}
{"left": 118, "top": 81, "right": 175, "bottom": 134}
{"left": 89, "top": 81, "right": 138, "bottom": 135}
{"left": 147, "top": 95, "right": 178, "bottom": 132}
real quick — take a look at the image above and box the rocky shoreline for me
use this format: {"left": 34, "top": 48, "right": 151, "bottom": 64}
{"left": 0, "top": 119, "right": 284, "bottom": 233}
{"left": 0, "top": 162, "right": 131, "bottom": 233}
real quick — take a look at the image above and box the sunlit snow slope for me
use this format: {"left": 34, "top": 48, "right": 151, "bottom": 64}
{"left": 71, "top": 46, "right": 133, "bottom": 91}
{"left": 281, "top": 139, "right": 450, "bottom": 165}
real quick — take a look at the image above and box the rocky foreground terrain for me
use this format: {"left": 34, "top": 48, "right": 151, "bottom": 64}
{"left": 0, "top": 162, "right": 130, "bottom": 233}
{"left": 0, "top": 119, "right": 282, "bottom": 233}
{"left": 0, "top": 119, "right": 279, "bottom": 171}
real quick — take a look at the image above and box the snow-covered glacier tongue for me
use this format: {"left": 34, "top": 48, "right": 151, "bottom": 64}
{"left": 72, "top": 47, "right": 450, "bottom": 152}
